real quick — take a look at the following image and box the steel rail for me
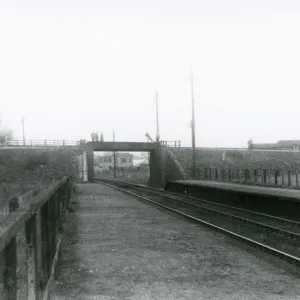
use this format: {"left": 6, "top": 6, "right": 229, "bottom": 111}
{"left": 100, "top": 180, "right": 300, "bottom": 267}
{"left": 98, "top": 178, "right": 300, "bottom": 227}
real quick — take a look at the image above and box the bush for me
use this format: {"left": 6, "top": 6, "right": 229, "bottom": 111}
{"left": 25, "top": 152, "right": 50, "bottom": 170}
{"left": 0, "top": 148, "right": 79, "bottom": 205}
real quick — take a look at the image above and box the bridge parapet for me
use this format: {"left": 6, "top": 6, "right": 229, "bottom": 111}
{"left": 0, "top": 176, "right": 73, "bottom": 300}
{"left": 88, "top": 141, "right": 158, "bottom": 152}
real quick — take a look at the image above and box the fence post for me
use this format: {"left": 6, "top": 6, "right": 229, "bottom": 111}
{"left": 244, "top": 169, "right": 247, "bottom": 183}
{"left": 25, "top": 214, "right": 38, "bottom": 300}
{"left": 263, "top": 169, "right": 266, "bottom": 184}
{"left": 4, "top": 198, "right": 19, "bottom": 300}
{"left": 253, "top": 169, "right": 257, "bottom": 183}
{"left": 215, "top": 169, "right": 218, "bottom": 180}
{"left": 228, "top": 168, "right": 232, "bottom": 181}
{"left": 296, "top": 171, "right": 299, "bottom": 189}
{"left": 35, "top": 210, "right": 42, "bottom": 300}
{"left": 288, "top": 170, "right": 291, "bottom": 187}
{"left": 275, "top": 169, "right": 278, "bottom": 185}
{"left": 40, "top": 202, "right": 50, "bottom": 290}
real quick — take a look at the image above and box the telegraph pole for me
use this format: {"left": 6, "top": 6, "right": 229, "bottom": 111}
{"left": 113, "top": 130, "right": 116, "bottom": 178}
{"left": 22, "top": 116, "right": 25, "bottom": 146}
{"left": 191, "top": 69, "right": 196, "bottom": 179}
{"left": 156, "top": 91, "right": 160, "bottom": 143}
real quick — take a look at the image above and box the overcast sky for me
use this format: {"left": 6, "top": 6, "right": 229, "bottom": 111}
{"left": 1, "top": 1, "right": 300, "bottom": 147}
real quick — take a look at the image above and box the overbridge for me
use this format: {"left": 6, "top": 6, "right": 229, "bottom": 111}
{"left": 85, "top": 141, "right": 162, "bottom": 186}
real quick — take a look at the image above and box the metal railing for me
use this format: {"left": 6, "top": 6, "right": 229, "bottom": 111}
{"left": 160, "top": 141, "right": 181, "bottom": 148}
{"left": 0, "top": 176, "right": 72, "bottom": 300}
{"left": 0, "top": 140, "right": 80, "bottom": 147}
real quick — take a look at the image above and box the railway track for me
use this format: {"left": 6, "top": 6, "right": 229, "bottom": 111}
{"left": 97, "top": 178, "right": 300, "bottom": 267}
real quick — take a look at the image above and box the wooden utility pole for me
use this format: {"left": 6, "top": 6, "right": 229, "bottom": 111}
{"left": 22, "top": 116, "right": 25, "bottom": 146}
{"left": 191, "top": 69, "right": 196, "bottom": 179}
{"left": 113, "top": 130, "right": 116, "bottom": 178}
{"left": 156, "top": 91, "right": 160, "bottom": 142}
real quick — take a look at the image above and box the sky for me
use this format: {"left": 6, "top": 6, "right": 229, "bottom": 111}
{"left": 1, "top": 0, "right": 300, "bottom": 147}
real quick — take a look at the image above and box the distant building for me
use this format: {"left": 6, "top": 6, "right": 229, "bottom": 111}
{"left": 133, "top": 157, "right": 149, "bottom": 166}
{"left": 276, "top": 140, "right": 300, "bottom": 150}
{"left": 249, "top": 140, "right": 300, "bottom": 150}
{"left": 97, "top": 152, "right": 133, "bottom": 170}
{"left": 140, "top": 152, "right": 149, "bottom": 158}
{"left": 138, "top": 163, "right": 149, "bottom": 170}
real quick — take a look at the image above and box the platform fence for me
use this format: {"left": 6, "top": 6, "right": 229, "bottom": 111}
{"left": 193, "top": 167, "right": 300, "bottom": 189}
{"left": 0, "top": 176, "right": 73, "bottom": 300}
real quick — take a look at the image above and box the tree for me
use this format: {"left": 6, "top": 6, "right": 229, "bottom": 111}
{"left": 248, "top": 138, "right": 254, "bottom": 150}
{"left": 0, "top": 119, "right": 13, "bottom": 145}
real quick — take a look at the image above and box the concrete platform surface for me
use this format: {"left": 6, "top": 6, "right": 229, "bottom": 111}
{"left": 174, "top": 180, "right": 300, "bottom": 201}
{"left": 50, "top": 183, "right": 300, "bottom": 300}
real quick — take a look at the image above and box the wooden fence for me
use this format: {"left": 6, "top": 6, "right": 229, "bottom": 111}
{"left": 194, "top": 168, "right": 300, "bottom": 189}
{"left": 0, "top": 176, "right": 72, "bottom": 300}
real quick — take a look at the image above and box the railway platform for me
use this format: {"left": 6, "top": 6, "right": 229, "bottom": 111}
{"left": 172, "top": 180, "right": 300, "bottom": 200}
{"left": 166, "top": 180, "right": 300, "bottom": 219}
{"left": 50, "top": 183, "right": 300, "bottom": 300}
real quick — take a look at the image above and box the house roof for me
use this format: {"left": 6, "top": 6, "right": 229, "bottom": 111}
{"left": 116, "top": 152, "right": 133, "bottom": 157}
{"left": 100, "top": 152, "right": 133, "bottom": 158}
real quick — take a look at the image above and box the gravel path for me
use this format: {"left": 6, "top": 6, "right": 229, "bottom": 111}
{"left": 50, "top": 183, "right": 300, "bottom": 300}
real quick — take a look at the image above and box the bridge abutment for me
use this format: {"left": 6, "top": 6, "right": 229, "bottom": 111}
{"left": 149, "top": 145, "right": 164, "bottom": 188}
{"left": 87, "top": 144, "right": 94, "bottom": 182}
